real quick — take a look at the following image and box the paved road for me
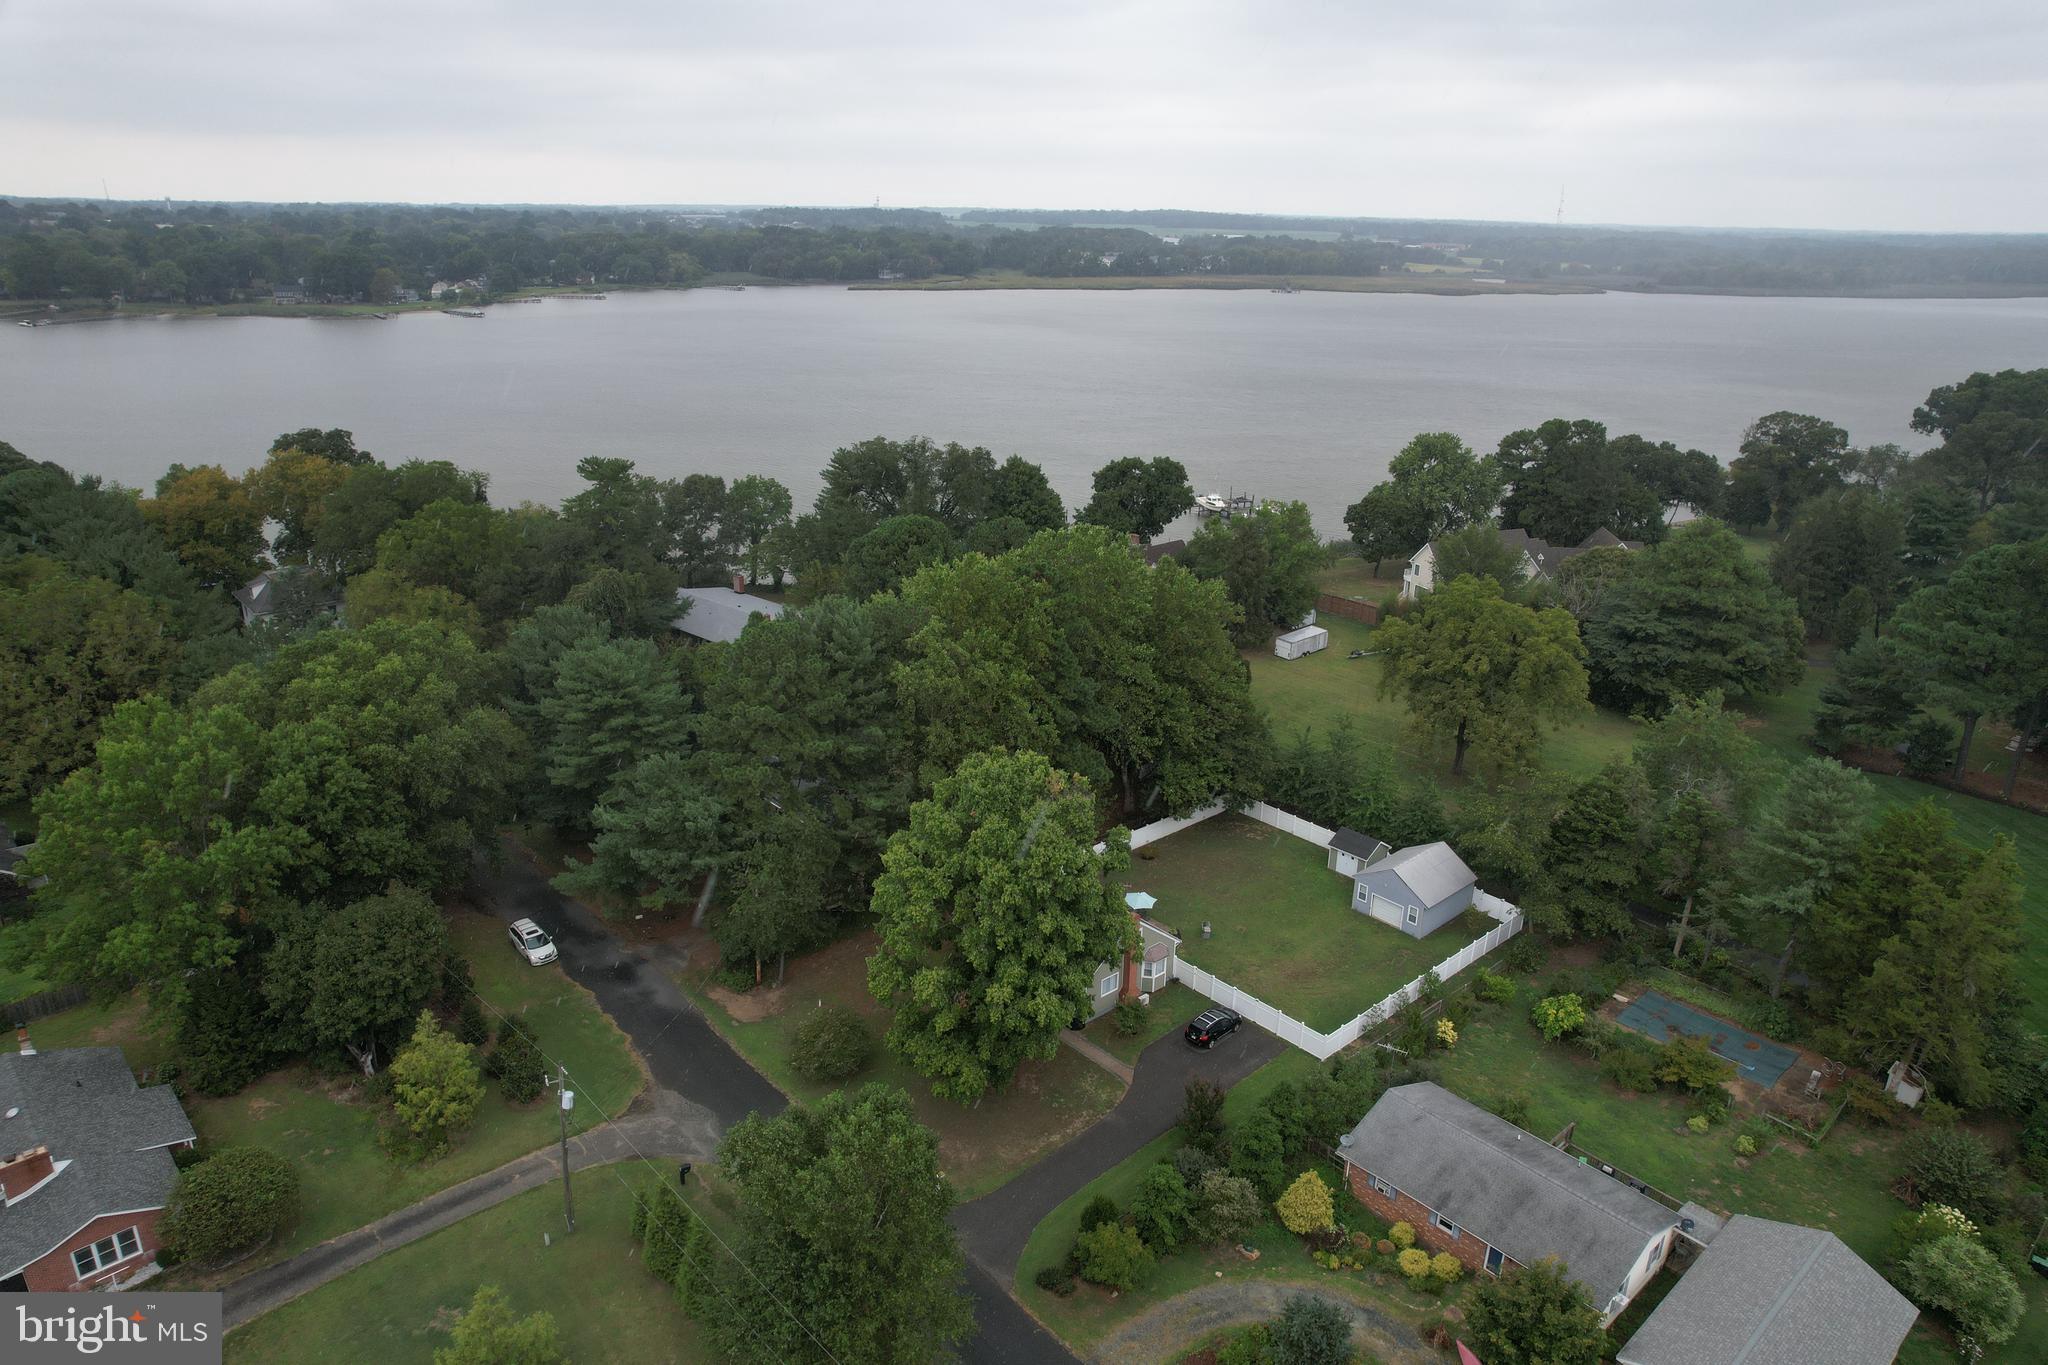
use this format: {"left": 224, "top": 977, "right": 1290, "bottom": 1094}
{"left": 471, "top": 846, "right": 1081, "bottom": 1365}
{"left": 953, "top": 1021, "right": 1285, "bottom": 1276}
{"left": 222, "top": 1095, "right": 712, "bottom": 1328}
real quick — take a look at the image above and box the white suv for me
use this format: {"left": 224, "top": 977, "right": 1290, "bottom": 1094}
{"left": 508, "top": 917, "right": 558, "bottom": 966}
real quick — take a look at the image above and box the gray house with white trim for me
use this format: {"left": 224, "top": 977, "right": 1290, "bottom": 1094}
{"left": 1087, "top": 917, "right": 1180, "bottom": 1020}
{"left": 1345, "top": 841, "right": 1475, "bottom": 939}
{"left": 1616, "top": 1215, "right": 1917, "bottom": 1365}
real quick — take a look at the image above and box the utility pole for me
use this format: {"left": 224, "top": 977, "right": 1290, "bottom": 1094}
{"left": 552, "top": 1065, "right": 576, "bottom": 1232}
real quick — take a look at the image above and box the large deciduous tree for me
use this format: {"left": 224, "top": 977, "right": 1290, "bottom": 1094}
{"left": 720, "top": 474, "right": 793, "bottom": 586}
{"left": 1076, "top": 456, "right": 1194, "bottom": 542}
{"left": 867, "top": 749, "right": 1135, "bottom": 1101}
{"left": 1493, "top": 419, "right": 1662, "bottom": 546}
{"left": 263, "top": 883, "right": 450, "bottom": 1075}
{"left": 0, "top": 561, "right": 178, "bottom": 802}
{"left": 1725, "top": 411, "right": 1852, "bottom": 530}
{"left": 1461, "top": 1259, "right": 1605, "bottom": 1365}
{"left": 1343, "top": 432, "right": 1504, "bottom": 573}
{"left": 245, "top": 446, "right": 350, "bottom": 565}
{"left": 1912, "top": 368, "right": 2048, "bottom": 513}
{"left": 1182, "top": 498, "right": 1323, "bottom": 646}
{"left": 144, "top": 463, "right": 266, "bottom": 587}
{"left": 896, "top": 525, "right": 1264, "bottom": 815}
{"left": 1582, "top": 519, "right": 1804, "bottom": 713}
{"left": 1769, "top": 487, "right": 1906, "bottom": 639}
{"left": 679, "top": 1083, "right": 972, "bottom": 1363}
{"left": 1373, "top": 574, "right": 1589, "bottom": 776}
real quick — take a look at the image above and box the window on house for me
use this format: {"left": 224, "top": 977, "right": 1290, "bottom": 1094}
{"left": 1485, "top": 1246, "right": 1504, "bottom": 1274}
{"left": 1098, "top": 976, "right": 1117, "bottom": 997}
{"left": 1406, "top": 906, "right": 1420, "bottom": 925}
{"left": 1371, "top": 1175, "right": 1394, "bottom": 1198}
{"left": 1434, "top": 1213, "right": 1459, "bottom": 1239}
{"left": 70, "top": 1227, "right": 142, "bottom": 1279}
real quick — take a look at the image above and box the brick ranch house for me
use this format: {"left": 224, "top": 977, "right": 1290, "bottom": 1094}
{"left": 1, "top": 1029, "right": 196, "bottom": 1292}
{"left": 1337, "top": 1083, "right": 1677, "bottom": 1323}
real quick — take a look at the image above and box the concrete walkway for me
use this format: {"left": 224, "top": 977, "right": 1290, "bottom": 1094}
{"left": 222, "top": 1092, "right": 710, "bottom": 1329}
{"left": 1057, "top": 1030, "right": 1136, "bottom": 1086}
{"left": 1086, "top": 1280, "right": 1432, "bottom": 1365}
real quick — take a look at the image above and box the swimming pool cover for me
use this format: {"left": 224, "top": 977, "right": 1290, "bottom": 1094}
{"left": 1615, "top": 990, "right": 1800, "bottom": 1089}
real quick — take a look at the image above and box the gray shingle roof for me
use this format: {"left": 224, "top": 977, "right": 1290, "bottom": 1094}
{"left": 670, "top": 587, "right": 787, "bottom": 644}
{"left": 0, "top": 1047, "right": 195, "bottom": 1279}
{"left": 1327, "top": 827, "right": 1388, "bottom": 862}
{"left": 1339, "top": 1084, "right": 1674, "bottom": 1302}
{"left": 1371, "top": 842, "right": 1474, "bottom": 908}
{"left": 1616, "top": 1215, "right": 1917, "bottom": 1365}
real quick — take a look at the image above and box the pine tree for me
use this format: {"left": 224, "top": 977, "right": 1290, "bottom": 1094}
{"left": 1731, "top": 758, "right": 1871, "bottom": 997}
{"left": 1532, "top": 763, "right": 1644, "bottom": 939}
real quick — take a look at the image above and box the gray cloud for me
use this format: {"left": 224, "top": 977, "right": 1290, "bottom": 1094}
{"left": 2, "top": 0, "right": 2042, "bottom": 230}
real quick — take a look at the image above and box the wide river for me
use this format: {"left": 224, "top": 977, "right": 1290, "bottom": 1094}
{"left": 5, "top": 288, "right": 2044, "bottom": 536}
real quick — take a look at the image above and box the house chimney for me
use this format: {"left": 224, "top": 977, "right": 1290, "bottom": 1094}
{"left": 15, "top": 1025, "right": 32, "bottom": 1057}
{"left": 731, "top": 572, "right": 746, "bottom": 594}
{"left": 0, "top": 1146, "right": 54, "bottom": 1201}
{"left": 1127, "top": 532, "right": 1140, "bottom": 547}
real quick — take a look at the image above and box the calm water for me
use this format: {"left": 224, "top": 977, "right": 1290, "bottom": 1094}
{"left": 5, "top": 288, "right": 2044, "bottom": 536}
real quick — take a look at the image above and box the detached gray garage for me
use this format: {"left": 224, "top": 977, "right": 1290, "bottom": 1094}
{"left": 1347, "top": 841, "right": 1477, "bottom": 939}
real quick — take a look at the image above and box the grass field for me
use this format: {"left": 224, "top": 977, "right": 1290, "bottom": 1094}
{"left": 224, "top": 1163, "right": 703, "bottom": 1364}
{"left": 1247, "top": 614, "right": 1641, "bottom": 782}
{"left": 1311, "top": 558, "right": 1399, "bottom": 602}
{"left": 1134, "top": 813, "right": 1499, "bottom": 1030}
{"left": 673, "top": 928, "right": 1122, "bottom": 1201}
{"left": 27, "top": 908, "right": 644, "bottom": 1271}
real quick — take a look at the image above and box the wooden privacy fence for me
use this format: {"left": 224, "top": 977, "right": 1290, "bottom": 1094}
{"left": 5, "top": 982, "right": 88, "bottom": 1026}
{"left": 1314, "top": 592, "right": 1380, "bottom": 625}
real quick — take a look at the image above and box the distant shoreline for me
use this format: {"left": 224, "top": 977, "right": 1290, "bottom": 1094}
{"left": 8, "top": 274, "right": 2045, "bottom": 327}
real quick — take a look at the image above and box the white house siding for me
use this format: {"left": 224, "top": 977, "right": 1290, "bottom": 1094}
{"left": 1607, "top": 1230, "right": 1677, "bottom": 1324}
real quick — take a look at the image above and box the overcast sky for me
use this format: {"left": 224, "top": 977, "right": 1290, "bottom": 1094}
{"left": 3, "top": 0, "right": 2043, "bottom": 231}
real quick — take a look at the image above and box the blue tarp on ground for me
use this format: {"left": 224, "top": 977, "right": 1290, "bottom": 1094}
{"left": 1616, "top": 990, "right": 1800, "bottom": 1089}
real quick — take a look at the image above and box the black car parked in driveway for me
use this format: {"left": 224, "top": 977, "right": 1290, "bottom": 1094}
{"left": 1184, "top": 1007, "right": 1242, "bottom": 1048}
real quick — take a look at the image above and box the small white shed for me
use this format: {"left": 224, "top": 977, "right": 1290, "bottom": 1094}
{"left": 1274, "top": 625, "right": 1329, "bottom": 660}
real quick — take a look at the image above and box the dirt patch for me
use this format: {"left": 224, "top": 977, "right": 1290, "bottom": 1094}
{"left": 707, "top": 980, "right": 786, "bottom": 1023}
{"left": 243, "top": 1097, "right": 279, "bottom": 1119}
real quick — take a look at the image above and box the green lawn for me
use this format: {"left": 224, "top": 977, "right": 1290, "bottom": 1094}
{"left": 1247, "top": 614, "right": 1640, "bottom": 782}
{"left": 1312, "top": 560, "right": 1399, "bottom": 602}
{"left": 27, "top": 907, "right": 644, "bottom": 1272}
{"left": 1133, "top": 813, "right": 1499, "bottom": 1031}
{"left": 673, "top": 928, "right": 1123, "bottom": 1201}
{"left": 224, "top": 1163, "right": 704, "bottom": 1364}
{"left": 1015, "top": 1050, "right": 1454, "bottom": 1353}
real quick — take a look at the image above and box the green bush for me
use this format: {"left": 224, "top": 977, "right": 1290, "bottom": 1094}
{"left": 1899, "top": 1234, "right": 2024, "bottom": 1349}
{"left": 1901, "top": 713, "right": 1959, "bottom": 779}
{"left": 1599, "top": 1046, "right": 1660, "bottom": 1094}
{"left": 1490, "top": 1090, "right": 1534, "bottom": 1128}
{"left": 160, "top": 1147, "right": 300, "bottom": 1265}
{"left": 1903, "top": 1129, "right": 2008, "bottom": 1224}
{"left": 454, "top": 992, "right": 490, "bottom": 1048}
{"left": 484, "top": 1021, "right": 546, "bottom": 1105}
{"left": 1474, "top": 970, "right": 1519, "bottom": 1005}
{"left": 1397, "top": 1247, "right": 1432, "bottom": 1280}
{"left": 1191, "top": 1170, "right": 1266, "bottom": 1246}
{"left": 1131, "top": 1163, "right": 1195, "bottom": 1251}
{"left": 1269, "top": 1292, "right": 1349, "bottom": 1365}
{"left": 1920, "top": 1097, "right": 1960, "bottom": 1128}
{"left": 1078, "top": 1193, "right": 1121, "bottom": 1234}
{"left": 1274, "top": 1170, "right": 1336, "bottom": 1235}
{"left": 789, "top": 1004, "right": 873, "bottom": 1084}
{"left": 1843, "top": 1074, "right": 1906, "bottom": 1127}
{"left": 1736, "top": 998, "right": 1794, "bottom": 1043}
{"left": 1075, "top": 1222, "right": 1153, "bottom": 1291}
{"left": 1216, "top": 1324, "right": 1275, "bottom": 1365}
{"left": 1734, "top": 1134, "right": 1758, "bottom": 1156}
{"left": 1113, "top": 999, "right": 1146, "bottom": 1036}
{"left": 1430, "top": 1251, "right": 1463, "bottom": 1284}
{"left": 1531, "top": 994, "right": 1586, "bottom": 1041}
{"left": 1656, "top": 1036, "right": 1735, "bottom": 1092}
{"left": 1686, "top": 1115, "right": 1711, "bottom": 1134}
{"left": 1032, "top": 1264, "right": 1073, "bottom": 1295}
{"left": 170, "top": 969, "right": 275, "bottom": 1097}
{"left": 1503, "top": 934, "right": 1547, "bottom": 976}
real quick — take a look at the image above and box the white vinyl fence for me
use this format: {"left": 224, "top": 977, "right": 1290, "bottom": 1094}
{"left": 1113, "top": 796, "right": 1525, "bottom": 1060}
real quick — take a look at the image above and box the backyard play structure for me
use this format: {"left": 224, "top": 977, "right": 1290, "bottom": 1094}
{"left": 1615, "top": 991, "right": 1802, "bottom": 1089}
{"left": 1101, "top": 801, "right": 1523, "bottom": 1060}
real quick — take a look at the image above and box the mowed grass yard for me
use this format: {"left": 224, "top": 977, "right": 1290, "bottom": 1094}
{"left": 1432, "top": 997, "right": 2046, "bottom": 1365}
{"left": 1247, "top": 613, "right": 1641, "bottom": 782}
{"left": 28, "top": 908, "right": 644, "bottom": 1272}
{"left": 1131, "top": 813, "right": 1498, "bottom": 1031}
{"left": 225, "top": 1163, "right": 703, "bottom": 1364}
{"left": 673, "top": 928, "right": 1123, "bottom": 1201}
